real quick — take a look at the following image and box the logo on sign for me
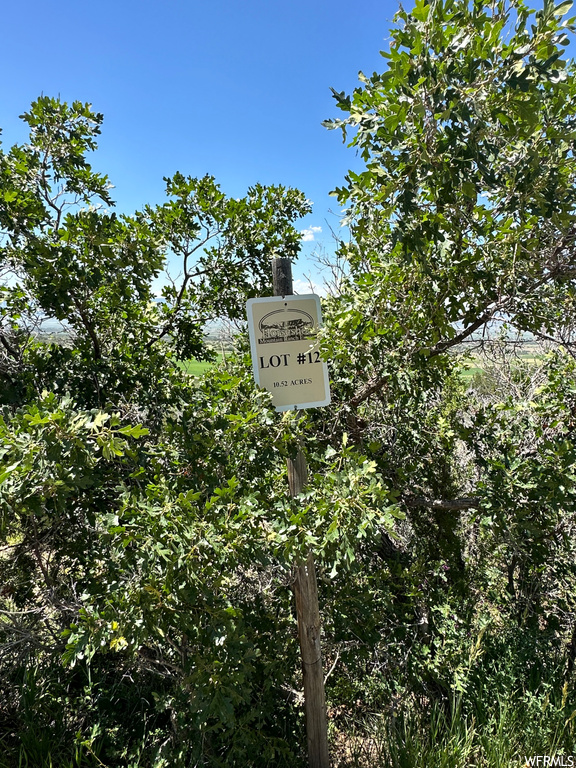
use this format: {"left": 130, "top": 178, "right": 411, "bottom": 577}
{"left": 258, "top": 308, "right": 315, "bottom": 344}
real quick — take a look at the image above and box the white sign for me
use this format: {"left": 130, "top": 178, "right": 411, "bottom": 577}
{"left": 246, "top": 294, "right": 331, "bottom": 411}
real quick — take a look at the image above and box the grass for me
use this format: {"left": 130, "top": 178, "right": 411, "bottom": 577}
{"left": 460, "top": 349, "right": 545, "bottom": 382}
{"left": 332, "top": 688, "right": 576, "bottom": 768}
{"left": 177, "top": 352, "right": 224, "bottom": 376}
{"left": 178, "top": 350, "right": 544, "bottom": 381}
{"left": 8, "top": 688, "right": 575, "bottom": 768}
{"left": 177, "top": 345, "right": 545, "bottom": 382}
{"left": 460, "top": 362, "right": 484, "bottom": 380}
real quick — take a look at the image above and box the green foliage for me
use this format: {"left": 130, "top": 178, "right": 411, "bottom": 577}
{"left": 323, "top": 0, "right": 576, "bottom": 389}
{"left": 0, "top": 96, "right": 311, "bottom": 410}
{"left": 316, "top": 0, "right": 576, "bottom": 759}
{"left": 0, "top": 390, "right": 296, "bottom": 765}
{"left": 0, "top": 97, "right": 315, "bottom": 765}
{"left": 338, "top": 674, "right": 576, "bottom": 767}
{"left": 4, "top": 0, "right": 576, "bottom": 762}
{"left": 0, "top": 383, "right": 399, "bottom": 765}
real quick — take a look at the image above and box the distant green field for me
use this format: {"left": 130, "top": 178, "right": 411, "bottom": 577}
{"left": 178, "top": 353, "right": 223, "bottom": 376}
{"left": 460, "top": 351, "right": 544, "bottom": 381}
{"left": 179, "top": 351, "right": 544, "bottom": 380}
{"left": 460, "top": 363, "right": 484, "bottom": 380}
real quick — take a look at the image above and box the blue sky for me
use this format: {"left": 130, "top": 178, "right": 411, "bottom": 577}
{"left": 1, "top": 0, "right": 401, "bottom": 290}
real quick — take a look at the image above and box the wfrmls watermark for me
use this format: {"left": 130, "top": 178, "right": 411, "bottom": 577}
{"left": 524, "top": 757, "right": 576, "bottom": 767}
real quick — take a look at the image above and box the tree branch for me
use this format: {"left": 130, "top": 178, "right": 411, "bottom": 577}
{"left": 72, "top": 299, "right": 102, "bottom": 360}
{"left": 348, "top": 237, "right": 576, "bottom": 410}
{"left": 428, "top": 311, "right": 495, "bottom": 358}
{"left": 0, "top": 331, "right": 19, "bottom": 360}
{"left": 146, "top": 230, "right": 219, "bottom": 350}
{"left": 402, "top": 495, "right": 480, "bottom": 511}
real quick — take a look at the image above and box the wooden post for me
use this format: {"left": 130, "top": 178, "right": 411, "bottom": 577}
{"left": 272, "top": 257, "right": 330, "bottom": 768}
{"left": 271, "top": 256, "right": 294, "bottom": 299}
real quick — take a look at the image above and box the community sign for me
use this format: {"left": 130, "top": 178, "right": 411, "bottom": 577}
{"left": 246, "top": 294, "right": 331, "bottom": 411}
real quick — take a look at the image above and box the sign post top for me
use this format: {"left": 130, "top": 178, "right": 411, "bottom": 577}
{"left": 246, "top": 294, "right": 331, "bottom": 412}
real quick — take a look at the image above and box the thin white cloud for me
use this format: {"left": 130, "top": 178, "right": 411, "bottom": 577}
{"left": 293, "top": 277, "right": 327, "bottom": 297}
{"left": 300, "top": 225, "right": 322, "bottom": 242}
